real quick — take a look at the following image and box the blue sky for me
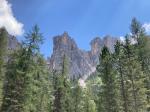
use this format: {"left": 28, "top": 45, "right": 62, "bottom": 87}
{"left": 8, "top": 0, "right": 150, "bottom": 57}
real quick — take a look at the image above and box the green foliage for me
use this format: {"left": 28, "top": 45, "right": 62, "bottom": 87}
{"left": 0, "top": 28, "right": 8, "bottom": 108}
{"left": 114, "top": 40, "right": 129, "bottom": 112}
{"left": 1, "top": 25, "right": 44, "bottom": 112}
{"left": 114, "top": 37, "right": 147, "bottom": 112}
{"left": 82, "top": 88, "right": 96, "bottom": 112}
{"left": 130, "top": 17, "right": 143, "bottom": 37}
{"left": 130, "top": 18, "right": 150, "bottom": 111}
{"left": 72, "top": 83, "right": 83, "bottom": 112}
{"left": 0, "top": 28, "right": 8, "bottom": 71}
{"left": 24, "top": 55, "right": 52, "bottom": 112}
{"left": 97, "top": 46, "right": 119, "bottom": 112}
{"left": 0, "top": 18, "right": 150, "bottom": 112}
{"left": 52, "top": 55, "right": 72, "bottom": 112}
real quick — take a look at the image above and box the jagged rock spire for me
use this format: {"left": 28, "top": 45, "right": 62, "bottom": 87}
{"left": 49, "top": 32, "right": 118, "bottom": 79}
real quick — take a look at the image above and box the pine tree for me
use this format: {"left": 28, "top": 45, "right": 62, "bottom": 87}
{"left": 61, "top": 55, "right": 71, "bottom": 112}
{"left": 72, "top": 81, "right": 84, "bottom": 112}
{"left": 52, "top": 70, "right": 63, "bottom": 112}
{"left": 85, "top": 73, "right": 102, "bottom": 112}
{"left": 114, "top": 40, "right": 129, "bottom": 112}
{"left": 130, "top": 17, "right": 144, "bottom": 39}
{"left": 0, "top": 28, "right": 8, "bottom": 108}
{"left": 131, "top": 18, "right": 150, "bottom": 111}
{"left": 122, "top": 36, "right": 146, "bottom": 112}
{"left": 24, "top": 55, "right": 52, "bottom": 112}
{"left": 97, "top": 46, "right": 119, "bottom": 112}
{"left": 52, "top": 55, "right": 72, "bottom": 112}
{"left": 1, "top": 25, "right": 43, "bottom": 112}
{"left": 83, "top": 88, "right": 96, "bottom": 112}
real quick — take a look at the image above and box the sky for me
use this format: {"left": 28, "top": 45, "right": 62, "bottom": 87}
{"left": 1, "top": 0, "right": 150, "bottom": 58}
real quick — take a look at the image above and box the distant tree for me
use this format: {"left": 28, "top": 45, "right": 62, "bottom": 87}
{"left": 130, "top": 17, "right": 144, "bottom": 39}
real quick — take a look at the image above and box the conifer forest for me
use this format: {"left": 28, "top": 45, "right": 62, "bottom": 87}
{"left": 0, "top": 15, "right": 150, "bottom": 112}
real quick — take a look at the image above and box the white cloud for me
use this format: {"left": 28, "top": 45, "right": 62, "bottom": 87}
{"left": 120, "top": 36, "right": 125, "bottom": 43}
{"left": 119, "top": 36, "right": 137, "bottom": 45}
{"left": 0, "top": 0, "right": 24, "bottom": 36}
{"left": 143, "top": 23, "right": 150, "bottom": 34}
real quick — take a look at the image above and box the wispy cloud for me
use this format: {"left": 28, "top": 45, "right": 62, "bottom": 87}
{"left": 0, "top": 0, "right": 24, "bottom": 36}
{"left": 120, "top": 36, "right": 125, "bottom": 43}
{"left": 143, "top": 23, "right": 150, "bottom": 34}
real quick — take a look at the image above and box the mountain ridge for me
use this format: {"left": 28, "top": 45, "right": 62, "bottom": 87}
{"left": 48, "top": 32, "right": 118, "bottom": 79}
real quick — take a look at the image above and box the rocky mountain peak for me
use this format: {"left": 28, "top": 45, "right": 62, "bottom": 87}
{"left": 103, "top": 35, "right": 117, "bottom": 52}
{"left": 53, "top": 32, "right": 77, "bottom": 52}
{"left": 49, "top": 32, "right": 118, "bottom": 79}
{"left": 90, "top": 37, "right": 102, "bottom": 56}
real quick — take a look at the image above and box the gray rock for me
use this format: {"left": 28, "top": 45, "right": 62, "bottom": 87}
{"left": 49, "top": 32, "right": 118, "bottom": 79}
{"left": 8, "top": 35, "right": 19, "bottom": 50}
{"left": 0, "top": 28, "right": 19, "bottom": 51}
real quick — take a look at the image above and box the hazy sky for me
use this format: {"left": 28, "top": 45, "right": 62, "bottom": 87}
{"left": 4, "top": 0, "right": 150, "bottom": 57}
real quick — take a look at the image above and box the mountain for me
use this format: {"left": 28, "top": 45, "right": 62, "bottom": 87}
{"left": 0, "top": 28, "right": 19, "bottom": 51}
{"left": 48, "top": 32, "right": 118, "bottom": 79}
{"left": 8, "top": 35, "right": 20, "bottom": 50}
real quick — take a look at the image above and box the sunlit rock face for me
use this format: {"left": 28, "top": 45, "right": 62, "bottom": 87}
{"left": 49, "top": 32, "right": 118, "bottom": 79}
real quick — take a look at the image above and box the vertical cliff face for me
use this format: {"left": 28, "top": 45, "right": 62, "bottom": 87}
{"left": 103, "top": 35, "right": 117, "bottom": 52}
{"left": 49, "top": 32, "right": 93, "bottom": 79}
{"left": 8, "top": 35, "right": 19, "bottom": 50}
{"left": 49, "top": 32, "right": 118, "bottom": 79}
{"left": 88, "top": 35, "right": 117, "bottom": 71}
{"left": 89, "top": 37, "right": 102, "bottom": 66}
{"left": 0, "top": 28, "right": 19, "bottom": 51}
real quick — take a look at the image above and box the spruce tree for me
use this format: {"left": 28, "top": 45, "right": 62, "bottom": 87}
{"left": 83, "top": 88, "right": 96, "bottom": 112}
{"left": 1, "top": 25, "right": 43, "bottom": 112}
{"left": 131, "top": 18, "right": 150, "bottom": 111}
{"left": 24, "top": 55, "right": 52, "bottom": 112}
{"left": 0, "top": 28, "right": 8, "bottom": 108}
{"left": 52, "top": 70, "right": 63, "bottom": 112}
{"left": 122, "top": 36, "right": 146, "bottom": 112}
{"left": 52, "top": 55, "right": 72, "bottom": 112}
{"left": 114, "top": 40, "right": 129, "bottom": 112}
{"left": 97, "top": 46, "right": 119, "bottom": 112}
{"left": 72, "top": 83, "right": 83, "bottom": 112}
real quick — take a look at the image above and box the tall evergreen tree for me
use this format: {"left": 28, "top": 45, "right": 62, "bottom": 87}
{"left": 114, "top": 40, "right": 129, "bottom": 112}
{"left": 0, "top": 28, "right": 8, "bottom": 108}
{"left": 97, "top": 46, "right": 119, "bottom": 112}
{"left": 83, "top": 88, "right": 96, "bottom": 112}
{"left": 24, "top": 55, "right": 52, "bottom": 112}
{"left": 130, "top": 18, "right": 150, "bottom": 111}
{"left": 122, "top": 36, "right": 146, "bottom": 112}
{"left": 72, "top": 83, "right": 83, "bottom": 112}
{"left": 52, "top": 70, "right": 63, "bottom": 112}
{"left": 52, "top": 55, "right": 72, "bottom": 112}
{"left": 1, "top": 25, "right": 43, "bottom": 112}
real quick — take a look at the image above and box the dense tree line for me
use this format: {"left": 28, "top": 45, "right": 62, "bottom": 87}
{"left": 96, "top": 18, "right": 150, "bottom": 112}
{"left": 0, "top": 18, "right": 150, "bottom": 112}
